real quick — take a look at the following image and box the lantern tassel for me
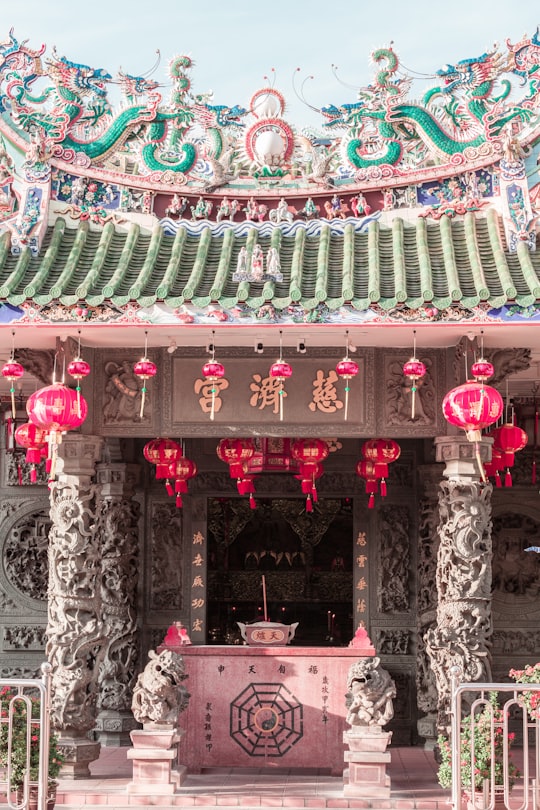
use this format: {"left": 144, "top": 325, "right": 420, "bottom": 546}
{"left": 30, "top": 466, "right": 37, "bottom": 484}
{"left": 249, "top": 493, "right": 257, "bottom": 510}
{"left": 10, "top": 385, "right": 16, "bottom": 422}
{"left": 306, "top": 494, "right": 313, "bottom": 513}
{"left": 210, "top": 387, "right": 216, "bottom": 421}
{"left": 76, "top": 385, "right": 82, "bottom": 419}
{"left": 368, "top": 493, "right": 375, "bottom": 509}
{"left": 380, "top": 479, "right": 387, "bottom": 497}
{"left": 411, "top": 384, "right": 416, "bottom": 420}
{"left": 165, "top": 480, "right": 174, "bottom": 496}
{"left": 312, "top": 485, "right": 318, "bottom": 503}
{"left": 279, "top": 383, "right": 284, "bottom": 422}
{"left": 475, "top": 443, "right": 487, "bottom": 483}
{"left": 176, "top": 494, "right": 183, "bottom": 508}
{"left": 344, "top": 385, "right": 350, "bottom": 421}
{"left": 139, "top": 386, "right": 146, "bottom": 419}
{"left": 505, "top": 468, "right": 512, "bottom": 487}
{"left": 495, "top": 471, "right": 502, "bottom": 488}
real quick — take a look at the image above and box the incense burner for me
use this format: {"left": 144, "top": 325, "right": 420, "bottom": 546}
{"left": 237, "top": 621, "right": 299, "bottom": 646}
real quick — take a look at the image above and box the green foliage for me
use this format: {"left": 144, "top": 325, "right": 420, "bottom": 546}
{"left": 509, "top": 663, "right": 540, "bottom": 719}
{"left": 0, "top": 686, "right": 64, "bottom": 789}
{"left": 437, "top": 693, "right": 519, "bottom": 791}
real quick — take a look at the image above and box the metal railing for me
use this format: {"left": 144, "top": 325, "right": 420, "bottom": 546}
{"left": 450, "top": 666, "right": 540, "bottom": 810}
{"left": 0, "top": 662, "right": 52, "bottom": 810}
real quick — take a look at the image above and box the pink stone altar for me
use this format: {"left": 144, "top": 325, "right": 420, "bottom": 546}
{"left": 175, "top": 645, "right": 374, "bottom": 776}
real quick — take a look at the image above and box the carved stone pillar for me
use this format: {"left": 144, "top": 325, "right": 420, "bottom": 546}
{"left": 425, "top": 437, "right": 493, "bottom": 735}
{"left": 416, "top": 465, "right": 441, "bottom": 748}
{"left": 94, "top": 463, "right": 141, "bottom": 746}
{"left": 46, "top": 434, "right": 104, "bottom": 778}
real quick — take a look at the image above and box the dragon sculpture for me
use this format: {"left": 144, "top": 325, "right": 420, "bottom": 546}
{"left": 1, "top": 30, "right": 540, "bottom": 185}
{"left": 0, "top": 34, "right": 246, "bottom": 181}
{"left": 322, "top": 41, "right": 539, "bottom": 173}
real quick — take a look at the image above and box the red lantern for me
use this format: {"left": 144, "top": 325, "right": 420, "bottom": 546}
{"left": 483, "top": 446, "right": 504, "bottom": 488}
{"left": 336, "top": 358, "right": 359, "bottom": 421}
{"left": 291, "top": 439, "right": 328, "bottom": 510}
{"left": 217, "top": 438, "right": 256, "bottom": 479}
{"left": 27, "top": 383, "right": 87, "bottom": 480}
{"left": 143, "top": 438, "right": 181, "bottom": 479}
{"left": 403, "top": 358, "right": 426, "bottom": 420}
{"left": 356, "top": 460, "right": 386, "bottom": 508}
{"left": 202, "top": 359, "right": 225, "bottom": 421}
{"left": 491, "top": 423, "right": 528, "bottom": 486}
{"left": 67, "top": 357, "right": 91, "bottom": 418}
{"left": 133, "top": 355, "right": 157, "bottom": 419}
{"left": 14, "top": 422, "right": 48, "bottom": 483}
{"left": 2, "top": 359, "right": 24, "bottom": 420}
{"left": 168, "top": 456, "right": 197, "bottom": 508}
{"left": 361, "top": 438, "right": 401, "bottom": 498}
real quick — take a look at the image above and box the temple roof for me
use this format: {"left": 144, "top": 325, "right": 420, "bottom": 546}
{"left": 2, "top": 210, "right": 539, "bottom": 320}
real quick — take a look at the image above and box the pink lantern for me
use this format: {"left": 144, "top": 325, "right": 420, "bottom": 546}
{"left": 14, "top": 422, "right": 48, "bottom": 482}
{"left": 27, "top": 383, "right": 87, "bottom": 480}
{"left": 336, "top": 358, "right": 359, "bottom": 421}
{"left": 202, "top": 358, "right": 225, "bottom": 421}
{"left": 143, "top": 438, "right": 182, "bottom": 480}
{"left": 2, "top": 359, "right": 24, "bottom": 420}
{"left": 133, "top": 333, "right": 157, "bottom": 419}
{"left": 471, "top": 359, "right": 494, "bottom": 382}
{"left": 269, "top": 331, "right": 292, "bottom": 422}
{"left": 67, "top": 357, "right": 91, "bottom": 418}
{"left": 491, "top": 423, "right": 528, "bottom": 486}
{"left": 168, "top": 456, "right": 197, "bottom": 508}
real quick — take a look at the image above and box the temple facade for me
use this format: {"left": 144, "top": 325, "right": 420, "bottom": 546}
{"left": 0, "top": 28, "right": 539, "bottom": 774}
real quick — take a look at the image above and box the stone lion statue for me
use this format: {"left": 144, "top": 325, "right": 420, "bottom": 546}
{"left": 131, "top": 649, "right": 190, "bottom": 725}
{"left": 345, "top": 656, "right": 396, "bottom": 727}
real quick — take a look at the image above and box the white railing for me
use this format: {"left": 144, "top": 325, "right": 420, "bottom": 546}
{"left": 450, "top": 666, "right": 540, "bottom": 810}
{"left": 0, "top": 662, "right": 52, "bottom": 810}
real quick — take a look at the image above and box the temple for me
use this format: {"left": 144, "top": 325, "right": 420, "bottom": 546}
{"left": 0, "top": 27, "right": 539, "bottom": 778}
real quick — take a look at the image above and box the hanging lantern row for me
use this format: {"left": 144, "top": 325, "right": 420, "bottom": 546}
{"left": 143, "top": 437, "right": 197, "bottom": 508}
{"left": 356, "top": 439, "right": 401, "bottom": 508}
{"left": 291, "top": 438, "right": 329, "bottom": 512}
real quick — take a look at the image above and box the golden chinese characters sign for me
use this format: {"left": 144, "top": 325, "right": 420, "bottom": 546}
{"left": 171, "top": 358, "right": 366, "bottom": 428}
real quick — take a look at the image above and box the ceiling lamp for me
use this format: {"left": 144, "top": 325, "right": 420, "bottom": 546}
{"left": 442, "top": 380, "right": 503, "bottom": 482}
{"left": 133, "top": 331, "right": 157, "bottom": 419}
{"left": 335, "top": 331, "right": 359, "bottom": 421}
{"left": 269, "top": 331, "right": 292, "bottom": 422}
{"left": 67, "top": 331, "right": 91, "bottom": 418}
{"left": 402, "top": 330, "right": 426, "bottom": 420}
{"left": 202, "top": 331, "right": 225, "bottom": 421}
{"left": 1, "top": 331, "right": 24, "bottom": 421}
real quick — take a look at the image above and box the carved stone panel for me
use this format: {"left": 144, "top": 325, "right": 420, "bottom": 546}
{"left": 4, "top": 508, "right": 52, "bottom": 602}
{"left": 150, "top": 502, "right": 183, "bottom": 610}
{"left": 378, "top": 350, "right": 445, "bottom": 436}
{"left": 377, "top": 505, "right": 411, "bottom": 613}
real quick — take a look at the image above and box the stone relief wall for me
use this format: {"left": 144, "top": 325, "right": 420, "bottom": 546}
{"left": 377, "top": 505, "right": 411, "bottom": 613}
{"left": 150, "top": 502, "right": 183, "bottom": 610}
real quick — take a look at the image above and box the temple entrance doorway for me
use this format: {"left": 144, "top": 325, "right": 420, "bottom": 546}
{"left": 206, "top": 496, "right": 354, "bottom": 645}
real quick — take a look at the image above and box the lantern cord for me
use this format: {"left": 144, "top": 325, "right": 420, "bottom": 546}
{"left": 210, "top": 386, "right": 216, "bottom": 421}
{"left": 279, "top": 381, "right": 284, "bottom": 422}
{"left": 139, "top": 387, "right": 146, "bottom": 419}
{"left": 475, "top": 442, "right": 487, "bottom": 483}
{"left": 10, "top": 330, "right": 15, "bottom": 361}
{"left": 279, "top": 330, "right": 283, "bottom": 363}
{"left": 52, "top": 352, "right": 58, "bottom": 386}
{"left": 411, "top": 384, "right": 416, "bottom": 421}
{"left": 344, "top": 385, "right": 350, "bottom": 421}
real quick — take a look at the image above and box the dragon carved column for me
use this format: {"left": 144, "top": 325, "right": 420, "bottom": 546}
{"left": 46, "top": 434, "right": 104, "bottom": 778}
{"left": 94, "top": 463, "right": 141, "bottom": 746}
{"left": 425, "top": 436, "right": 494, "bottom": 735}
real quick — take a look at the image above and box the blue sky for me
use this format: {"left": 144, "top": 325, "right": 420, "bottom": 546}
{"left": 4, "top": 2, "right": 540, "bottom": 129}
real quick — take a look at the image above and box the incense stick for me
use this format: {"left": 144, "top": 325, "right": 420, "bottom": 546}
{"left": 262, "top": 575, "right": 268, "bottom": 621}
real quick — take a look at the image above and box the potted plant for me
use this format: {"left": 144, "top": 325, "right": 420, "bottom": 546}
{"left": 509, "top": 663, "right": 540, "bottom": 718}
{"left": 0, "top": 686, "right": 64, "bottom": 809}
{"left": 437, "top": 692, "right": 519, "bottom": 807}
